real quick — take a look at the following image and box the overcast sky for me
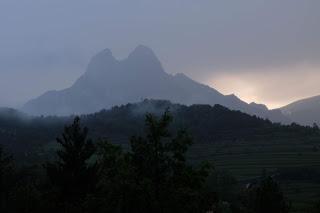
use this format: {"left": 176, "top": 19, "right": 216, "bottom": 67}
{"left": 0, "top": 0, "right": 319, "bottom": 109}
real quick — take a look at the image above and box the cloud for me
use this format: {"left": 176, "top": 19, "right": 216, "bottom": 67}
{"left": 0, "top": 0, "right": 319, "bottom": 107}
{"left": 204, "top": 63, "right": 320, "bottom": 109}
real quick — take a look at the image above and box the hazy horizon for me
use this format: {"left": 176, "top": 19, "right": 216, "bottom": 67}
{"left": 1, "top": 0, "right": 319, "bottom": 109}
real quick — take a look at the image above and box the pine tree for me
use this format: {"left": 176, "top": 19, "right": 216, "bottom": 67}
{"left": 0, "top": 146, "right": 13, "bottom": 212}
{"left": 245, "top": 176, "right": 289, "bottom": 213}
{"left": 130, "top": 110, "right": 211, "bottom": 213}
{"left": 45, "top": 117, "right": 98, "bottom": 210}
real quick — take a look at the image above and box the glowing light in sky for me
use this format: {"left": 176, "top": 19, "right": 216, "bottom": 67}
{"left": 203, "top": 63, "right": 320, "bottom": 109}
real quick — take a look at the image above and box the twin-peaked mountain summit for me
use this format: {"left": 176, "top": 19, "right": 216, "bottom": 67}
{"left": 22, "top": 45, "right": 288, "bottom": 123}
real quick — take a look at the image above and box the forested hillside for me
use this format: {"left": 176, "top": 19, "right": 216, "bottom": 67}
{"left": 1, "top": 100, "right": 318, "bottom": 159}
{"left": 1, "top": 100, "right": 320, "bottom": 212}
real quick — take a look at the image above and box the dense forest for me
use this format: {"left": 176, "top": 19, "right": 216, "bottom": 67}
{"left": 1, "top": 110, "right": 296, "bottom": 213}
{"left": 0, "top": 100, "right": 318, "bottom": 160}
{"left": 1, "top": 100, "right": 320, "bottom": 212}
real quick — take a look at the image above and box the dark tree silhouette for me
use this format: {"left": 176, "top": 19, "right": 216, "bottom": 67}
{"left": 45, "top": 117, "right": 98, "bottom": 211}
{"left": 89, "top": 141, "right": 137, "bottom": 213}
{"left": 244, "top": 176, "right": 289, "bottom": 213}
{"left": 0, "top": 146, "right": 14, "bottom": 212}
{"left": 129, "top": 110, "right": 211, "bottom": 213}
{"left": 310, "top": 200, "right": 320, "bottom": 213}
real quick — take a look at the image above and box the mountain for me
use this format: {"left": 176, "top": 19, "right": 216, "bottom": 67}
{"left": 280, "top": 95, "right": 320, "bottom": 125}
{"left": 22, "top": 45, "right": 288, "bottom": 123}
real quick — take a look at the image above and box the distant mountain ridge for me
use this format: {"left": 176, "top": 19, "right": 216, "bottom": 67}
{"left": 280, "top": 95, "right": 320, "bottom": 125}
{"left": 22, "top": 45, "right": 288, "bottom": 123}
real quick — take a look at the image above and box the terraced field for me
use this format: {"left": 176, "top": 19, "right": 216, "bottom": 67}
{"left": 101, "top": 132, "right": 320, "bottom": 212}
{"left": 189, "top": 138, "right": 320, "bottom": 212}
{"left": 99, "top": 134, "right": 320, "bottom": 212}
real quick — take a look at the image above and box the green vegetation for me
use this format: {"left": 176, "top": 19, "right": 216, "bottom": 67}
{"left": 45, "top": 117, "right": 98, "bottom": 210}
{"left": 243, "top": 176, "right": 290, "bottom": 213}
{"left": 1, "top": 100, "right": 320, "bottom": 212}
{"left": 0, "top": 111, "right": 215, "bottom": 212}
